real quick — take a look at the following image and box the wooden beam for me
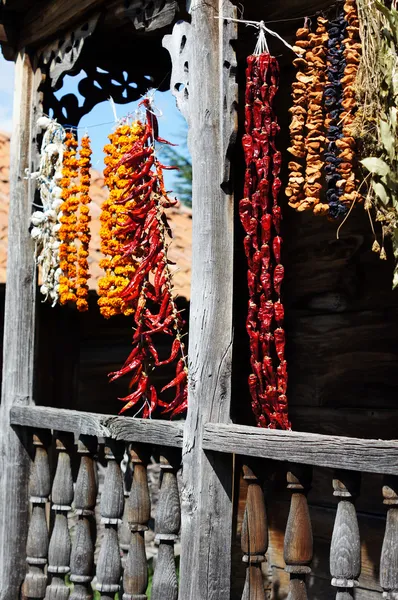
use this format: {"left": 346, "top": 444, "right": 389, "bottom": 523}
{"left": 203, "top": 423, "right": 398, "bottom": 476}
{"left": 0, "top": 51, "right": 39, "bottom": 600}
{"left": 10, "top": 406, "right": 184, "bottom": 447}
{"left": 165, "top": 3, "right": 238, "bottom": 599}
{"left": 17, "top": 0, "right": 107, "bottom": 49}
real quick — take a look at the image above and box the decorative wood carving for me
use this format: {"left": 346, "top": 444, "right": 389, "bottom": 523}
{"left": 39, "top": 15, "right": 99, "bottom": 89}
{"left": 70, "top": 436, "right": 98, "bottom": 600}
{"left": 23, "top": 432, "right": 51, "bottom": 599}
{"left": 96, "top": 440, "right": 124, "bottom": 600}
{"left": 118, "top": 0, "right": 178, "bottom": 32}
{"left": 45, "top": 432, "right": 74, "bottom": 600}
{"left": 330, "top": 471, "right": 361, "bottom": 598}
{"left": 123, "top": 445, "right": 151, "bottom": 600}
{"left": 162, "top": 20, "right": 190, "bottom": 122}
{"left": 151, "top": 448, "right": 181, "bottom": 600}
{"left": 240, "top": 462, "right": 268, "bottom": 600}
{"left": 284, "top": 464, "right": 313, "bottom": 600}
{"left": 380, "top": 475, "right": 398, "bottom": 599}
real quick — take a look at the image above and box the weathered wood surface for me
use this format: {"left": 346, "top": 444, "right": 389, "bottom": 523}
{"left": 0, "top": 50, "right": 40, "bottom": 600}
{"left": 380, "top": 476, "right": 398, "bottom": 598}
{"left": 330, "top": 472, "right": 361, "bottom": 596}
{"left": 164, "top": 2, "right": 238, "bottom": 599}
{"left": 203, "top": 423, "right": 398, "bottom": 475}
{"left": 46, "top": 433, "right": 74, "bottom": 600}
{"left": 70, "top": 436, "right": 97, "bottom": 600}
{"left": 284, "top": 466, "right": 313, "bottom": 600}
{"left": 23, "top": 432, "right": 51, "bottom": 599}
{"left": 240, "top": 463, "right": 268, "bottom": 600}
{"left": 96, "top": 441, "right": 124, "bottom": 599}
{"left": 123, "top": 445, "right": 151, "bottom": 599}
{"left": 151, "top": 448, "right": 181, "bottom": 600}
{"left": 10, "top": 406, "right": 184, "bottom": 447}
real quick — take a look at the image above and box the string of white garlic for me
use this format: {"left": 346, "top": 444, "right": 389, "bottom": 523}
{"left": 30, "top": 116, "right": 66, "bottom": 306}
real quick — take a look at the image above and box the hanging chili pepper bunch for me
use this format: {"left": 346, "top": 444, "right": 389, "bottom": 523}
{"left": 58, "top": 131, "right": 92, "bottom": 311}
{"left": 286, "top": 1, "right": 361, "bottom": 217}
{"left": 240, "top": 51, "right": 290, "bottom": 430}
{"left": 101, "top": 99, "right": 188, "bottom": 418}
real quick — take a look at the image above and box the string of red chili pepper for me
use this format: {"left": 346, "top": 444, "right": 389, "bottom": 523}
{"left": 108, "top": 99, "right": 188, "bottom": 418}
{"left": 241, "top": 52, "right": 290, "bottom": 430}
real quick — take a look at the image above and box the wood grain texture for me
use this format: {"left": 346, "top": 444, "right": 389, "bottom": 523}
{"left": 241, "top": 463, "right": 268, "bottom": 600}
{"left": 46, "top": 433, "right": 74, "bottom": 600}
{"left": 17, "top": 0, "right": 106, "bottom": 49}
{"left": 70, "top": 437, "right": 97, "bottom": 600}
{"left": 380, "top": 476, "right": 398, "bottom": 598}
{"left": 330, "top": 472, "right": 361, "bottom": 592}
{"left": 0, "top": 50, "right": 40, "bottom": 599}
{"left": 203, "top": 423, "right": 398, "bottom": 475}
{"left": 123, "top": 445, "right": 150, "bottom": 599}
{"left": 165, "top": 2, "right": 238, "bottom": 598}
{"left": 96, "top": 442, "right": 124, "bottom": 597}
{"left": 10, "top": 406, "right": 184, "bottom": 447}
{"left": 23, "top": 433, "right": 51, "bottom": 599}
{"left": 152, "top": 449, "right": 181, "bottom": 600}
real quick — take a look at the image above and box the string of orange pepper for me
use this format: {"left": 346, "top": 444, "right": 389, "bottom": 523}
{"left": 59, "top": 131, "right": 79, "bottom": 305}
{"left": 76, "top": 135, "right": 92, "bottom": 312}
{"left": 98, "top": 122, "right": 145, "bottom": 318}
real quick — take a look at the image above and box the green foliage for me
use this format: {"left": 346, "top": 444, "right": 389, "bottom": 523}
{"left": 161, "top": 145, "right": 192, "bottom": 208}
{"left": 357, "top": 0, "right": 398, "bottom": 286}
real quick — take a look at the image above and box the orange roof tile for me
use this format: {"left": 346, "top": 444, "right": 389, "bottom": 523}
{"left": 0, "top": 132, "right": 192, "bottom": 299}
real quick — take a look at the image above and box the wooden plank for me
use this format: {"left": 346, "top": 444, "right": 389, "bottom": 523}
{"left": 164, "top": 2, "right": 238, "bottom": 599}
{"left": 17, "top": 0, "right": 106, "bottom": 49}
{"left": 203, "top": 423, "right": 398, "bottom": 475}
{"left": 0, "top": 51, "right": 39, "bottom": 599}
{"left": 10, "top": 406, "right": 184, "bottom": 447}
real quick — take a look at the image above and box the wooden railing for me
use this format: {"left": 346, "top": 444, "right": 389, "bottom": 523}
{"left": 11, "top": 405, "right": 398, "bottom": 599}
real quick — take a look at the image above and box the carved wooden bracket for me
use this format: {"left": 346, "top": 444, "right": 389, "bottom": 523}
{"left": 162, "top": 20, "right": 191, "bottom": 124}
{"left": 39, "top": 15, "right": 100, "bottom": 90}
{"left": 117, "top": 0, "right": 179, "bottom": 31}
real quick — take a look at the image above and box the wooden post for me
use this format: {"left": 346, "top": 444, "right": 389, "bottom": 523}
{"left": 45, "top": 432, "right": 74, "bottom": 600}
{"left": 284, "top": 464, "right": 313, "bottom": 600}
{"left": 96, "top": 440, "right": 124, "bottom": 600}
{"left": 0, "top": 50, "right": 41, "bottom": 598}
{"left": 330, "top": 470, "right": 361, "bottom": 599}
{"left": 380, "top": 475, "right": 398, "bottom": 599}
{"left": 123, "top": 445, "right": 151, "bottom": 600}
{"left": 23, "top": 431, "right": 51, "bottom": 599}
{"left": 70, "top": 436, "right": 97, "bottom": 600}
{"left": 164, "top": 1, "right": 238, "bottom": 598}
{"left": 241, "top": 462, "right": 268, "bottom": 600}
{"left": 151, "top": 448, "right": 181, "bottom": 600}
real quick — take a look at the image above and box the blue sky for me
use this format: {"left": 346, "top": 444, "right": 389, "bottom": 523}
{"left": 0, "top": 50, "right": 188, "bottom": 188}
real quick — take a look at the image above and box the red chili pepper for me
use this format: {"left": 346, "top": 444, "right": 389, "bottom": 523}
{"left": 118, "top": 374, "right": 148, "bottom": 414}
{"left": 161, "top": 369, "right": 187, "bottom": 394}
{"left": 273, "top": 236, "right": 282, "bottom": 264}
{"left": 273, "top": 264, "right": 284, "bottom": 297}
{"left": 274, "top": 301, "right": 284, "bottom": 324}
{"left": 109, "top": 357, "right": 141, "bottom": 382}
{"left": 274, "top": 328, "right": 286, "bottom": 361}
{"left": 156, "top": 338, "right": 181, "bottom": 367}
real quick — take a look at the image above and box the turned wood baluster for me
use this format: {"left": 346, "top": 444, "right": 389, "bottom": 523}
{"left": 284, "top": 464, "right": 313, "bottom": 600}
{"left": 380, "top": 475, "right": 398, "bottom": 599}
{"left": 123, "top": 444, "right": 151, "bottom": 600}
{"left": 97, "top": 440, "right": 125, "bottom": 600}
{"left": 241, "top": 461, "right": 268, "bottom": 600}
{"left": 45, "top": 432, "right": 74, "bottom": 600}
{"left": 70, "top": 436, "right": 98, "bottom": 600}
{"left": 151, "top": 448, "right": 181, "bottom": 600}
{"left": 23, "top": 431, "right": 51, "bottom": 599}
{"left": 330, "top": 470, "right": 361, "bottom": 600}
{"left": 119, "top": 450, "right": 133, "bottom": 571}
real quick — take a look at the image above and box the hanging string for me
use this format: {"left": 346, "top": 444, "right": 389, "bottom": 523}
{"left": 214, "top": 15, "right": 299, "bottom": 55}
